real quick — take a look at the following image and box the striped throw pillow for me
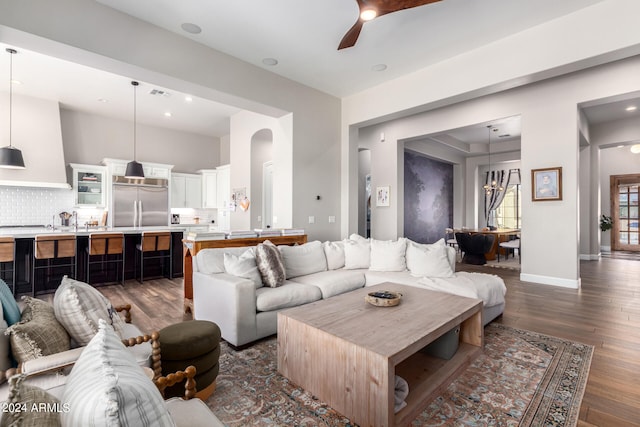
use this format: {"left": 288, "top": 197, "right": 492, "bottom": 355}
{"left": 61, "top": 319, "right": 174, "bottom": 427}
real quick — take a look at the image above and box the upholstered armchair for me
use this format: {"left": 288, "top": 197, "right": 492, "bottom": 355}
{"left": 0, "top": 321, "right": 224, "bottom": 426}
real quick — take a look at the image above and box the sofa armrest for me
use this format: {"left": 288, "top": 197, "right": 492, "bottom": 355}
{"left": 192, "top": 272, "right": 258, "bottom": 347}
{"left": 17, "top": 347, "right": 85, "bottom": 377}
{"left": 155, "top": 365, "right": 197, "bottom": 400}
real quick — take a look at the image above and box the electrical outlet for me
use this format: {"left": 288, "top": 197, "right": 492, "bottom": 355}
{"left": 273, "top": 216, "right": 278, "bottom": 224}
{"left": 308, "top": 216, "right": 315, "bottom": 224}
{"left": 257, "top": 215, "right": 262, "bottom": 223}
{"left": 328, "top": 215, "right": 336, "bottom": 223}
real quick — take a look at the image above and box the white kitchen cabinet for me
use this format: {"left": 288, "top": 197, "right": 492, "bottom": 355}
{"left": 69, "top": 164, "right": 107, "bottom": 207}
{"left": 102, "top": 158, "right": 173, "bottom": 180}
{"left": 171, "top": 173, "right": 202, "bottom": 208}
{"left": 200, "top": 169, "right": 218, "bottom": 209}
{"left": 216, "top": 164, "right": 230, "bottom": 210}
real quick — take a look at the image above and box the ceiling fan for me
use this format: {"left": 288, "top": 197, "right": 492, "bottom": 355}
{"left": 338, "top": 0, "right": 443, "bottom": 50}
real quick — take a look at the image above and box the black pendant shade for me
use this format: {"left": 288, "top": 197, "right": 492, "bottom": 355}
{"left": 0, "top": 145, "right": 25, "bottom": 169}
{"left": 124, "top": 160, "right": 144, "bottom": 179}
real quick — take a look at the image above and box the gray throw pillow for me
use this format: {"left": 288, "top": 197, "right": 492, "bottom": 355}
{"left": 255, "top": 241, "right": 286, "bottom": 288}
{"left": 1, "top": 374, "right": 62, "bottom": 427}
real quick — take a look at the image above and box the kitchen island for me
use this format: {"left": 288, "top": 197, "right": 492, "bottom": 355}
{"left": 0, "top": 226, "right": 187, "bottom": 295}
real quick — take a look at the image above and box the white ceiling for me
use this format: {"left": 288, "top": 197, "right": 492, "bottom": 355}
{"left": 2, "top": 0, "right": 638, "bottom": 146}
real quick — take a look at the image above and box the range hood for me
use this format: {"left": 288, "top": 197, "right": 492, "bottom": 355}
{"left": 0, "top": 93, "right": 70, "bottom": 189}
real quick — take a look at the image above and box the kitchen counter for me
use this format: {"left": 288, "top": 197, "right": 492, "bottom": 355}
{"left": 0, "top": 226, "right": 188, "bottom": 238}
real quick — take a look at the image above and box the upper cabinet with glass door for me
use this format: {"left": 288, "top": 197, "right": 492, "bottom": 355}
{"left": 69, "top": 164, "right": 107, "bottom": 207}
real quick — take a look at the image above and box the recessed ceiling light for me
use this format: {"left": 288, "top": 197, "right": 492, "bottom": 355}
{"left": 181, "top": 23, "right": 202, "bottom": 34}
{"left": 185, "top": 96, "right": 193, "bottom": 103}
{"left": 371, "top": 64, "right": 387, "bottom": 72}
{"left": 360, "top": 8, "right": 377, "bottom": 21}
{"left": 262, "top": 58, "right": 278, "bottom": 66}
{"left": 164, "top": 112, "right": 172, "bottom": 117}
{"left": 617, "top": 145, "right": 624, "bottom": 148}
{"left": 97, "top": 98, "right": 109, "bottom": 103}
{"left": 631, "top": 144, "right": 640, "bottom": 154}
{"left": 626, "top": 105, "right": 637, "bottom": 111}
{"left": 10, "top": 79, "right": 22, "bottom": 85}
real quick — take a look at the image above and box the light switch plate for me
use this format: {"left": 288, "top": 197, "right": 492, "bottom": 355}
{"left": 328, "top": 215, "right": 336, "bottom": 223}
{"left": 308, "top": 216, "right": 315, "bottom": 224}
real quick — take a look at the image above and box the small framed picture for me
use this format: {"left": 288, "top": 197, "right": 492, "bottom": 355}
{"left": 531, "top": 167, "right": 562, "bottom": 201}
{"left": 376, "top": 186, "right": 390, "bottom": 207}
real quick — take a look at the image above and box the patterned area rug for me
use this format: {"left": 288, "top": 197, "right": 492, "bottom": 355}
{"left": 206, "top": 324, "right": 592, "bottom": 426}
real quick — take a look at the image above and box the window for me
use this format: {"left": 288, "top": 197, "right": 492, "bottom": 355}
{"left": 615, "top": 183, "right": 639, "bottom": 248}
{"left": 495, "top": 184, "right": 521, "bottom": 229}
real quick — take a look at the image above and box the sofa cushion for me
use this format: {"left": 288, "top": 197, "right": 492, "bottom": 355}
{"left": 343, "top": 235, "right": 370, "bottom": 269}
{"left": 364, "top": 270, "right": 420, "bottom": 287}
{"left": 224, "top": 249, "right": 263, "bottom": 289}
{"left": 194, "top": 246, "right": 247, "bottom": 274}
{"left": 278, "top": 240, "right": 327, "bottom": 279}
{"left": 370, "top": 238, "right": 407, "bottom": 272}
{"left": 6, "top": 297, "right": 70, "bottom": 364}
{"left": 0, "top": 278, "right": 20, "bottom": 326}
{"left": 406, "top": 239, "right": 454, "bottom": 278}
{"left": 1, "top": 374, "right": 62, "bottom": 427}
{"left": 61, "top": 320, "right": 174, "bottom": 427}
{"left": 322, "top": 241, "right": 345, "bottom": 270}
{"left": 255, "top": 282, "right": 322, "bottom": 312}
{"left": 289, "top": 270, "right": 366, "bottom": 299}
{"left": 255, "top": 241, "right": 286, "bottom": 288}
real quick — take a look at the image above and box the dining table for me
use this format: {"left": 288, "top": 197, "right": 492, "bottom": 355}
{"left": 454, "top": 228, "right": 520, "bottom": 261}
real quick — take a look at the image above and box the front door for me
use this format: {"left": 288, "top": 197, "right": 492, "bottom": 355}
{"left": 611, "top": 174, "right": 640, "bottom": 252}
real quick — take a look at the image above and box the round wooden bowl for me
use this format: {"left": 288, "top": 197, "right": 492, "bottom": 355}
{"left": 365, "top": 290, "right": 402, "bottom": 307}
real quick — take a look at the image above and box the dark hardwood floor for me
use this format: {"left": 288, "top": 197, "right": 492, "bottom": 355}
{"left": 90, "top": 258, "right": 639, "bottom": 427}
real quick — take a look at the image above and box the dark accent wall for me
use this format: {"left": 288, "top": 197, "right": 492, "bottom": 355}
{"left": 404, "top": 150, "right": 453, "bottom": 243}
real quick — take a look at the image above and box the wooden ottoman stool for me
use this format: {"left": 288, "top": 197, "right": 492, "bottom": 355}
{"left": 159, "top": 320, "right": 221, "bottom": 400}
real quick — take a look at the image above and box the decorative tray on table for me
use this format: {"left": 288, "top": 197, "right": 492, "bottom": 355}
{"left": 365, "top": 290, "right": 402, "bottom": 307}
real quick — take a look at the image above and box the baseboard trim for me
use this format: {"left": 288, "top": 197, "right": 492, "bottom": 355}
{"left": 580, "top": 253, "right": 601, "bottom": 261}
{"left": 519, "top": 273, "right": 581, "bottom": 289}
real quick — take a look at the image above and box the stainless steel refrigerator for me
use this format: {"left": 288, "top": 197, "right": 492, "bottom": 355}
{"left": 112, "top": 177, "right": 169, "bottom": 227}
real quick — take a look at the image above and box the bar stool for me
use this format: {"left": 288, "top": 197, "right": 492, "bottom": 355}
{"left": 87, "top": 232, "right": 125, "bottom": 285}
{"left": 136, "top": 231, "right": 172, "bottom": 283}
{"left": 32, "top": 234, "right": 76, "bottom": 295}
{"left": 0, "top": 237, "right": 16, "bottom": 295}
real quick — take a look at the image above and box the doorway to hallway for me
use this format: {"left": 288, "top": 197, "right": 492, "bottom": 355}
{"left": 610, "top": 174, "right": 640, "bottom": 252}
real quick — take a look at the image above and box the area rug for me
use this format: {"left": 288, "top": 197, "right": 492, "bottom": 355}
{"left": 206, "top": 323, "right": 593, "bottom": 426}
{"left": 484, "top": 257, "right": 521, "bottom": 271}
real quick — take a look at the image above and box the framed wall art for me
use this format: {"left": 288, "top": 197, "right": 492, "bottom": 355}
{"left": 531, "top": 167, "right": 562, "bottom": 201}
{"left": 376, "top": 186, "right": 390, "bottom": 207}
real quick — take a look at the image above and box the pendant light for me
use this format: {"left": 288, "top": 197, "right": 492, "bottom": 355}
{"left": 0, "top": 48, "right": 26, "bottom": 169}
{"left": 124, "top": 80, "right": 144, "bottom": 179}
{"left": 482, "top": 125, "right": 503, "bottom": 195}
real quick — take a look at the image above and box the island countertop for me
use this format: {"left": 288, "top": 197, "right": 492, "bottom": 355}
{"left": 0, "top": 226, "right": 188, "bottom": 238}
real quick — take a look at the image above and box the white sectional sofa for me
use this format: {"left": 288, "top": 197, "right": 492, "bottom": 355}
{"left": 192, "top": 235, "right": 506, "bottom": 347}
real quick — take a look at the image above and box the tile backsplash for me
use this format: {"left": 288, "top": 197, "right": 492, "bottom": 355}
{"left": 0, "top": 187, "right": 107, "bottom": 227}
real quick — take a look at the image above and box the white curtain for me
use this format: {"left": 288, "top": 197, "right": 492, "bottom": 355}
{"left": 484, "top": 168, "right": 520, "bottom": 227}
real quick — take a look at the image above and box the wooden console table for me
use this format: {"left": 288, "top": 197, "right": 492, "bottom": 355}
{"left": 182, "top": 234, "right": 307, "bottom": 313}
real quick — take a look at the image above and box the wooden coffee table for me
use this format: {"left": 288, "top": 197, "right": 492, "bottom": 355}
{"left": 277, "top": 283, "right": 483, "bottom": 426}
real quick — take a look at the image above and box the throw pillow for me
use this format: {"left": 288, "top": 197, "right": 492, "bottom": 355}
{"left": 255, "top": 241, "right": 286, "bottom": 287}
{"left": 224, "top": 249, "right": 263, "bottom": 288}
{"left": 5, "top": 297, "right": 70, "bottom": 364}
{"left": 278, "top": 241, "right": 327, "bottom": 279}
{"left": 343, "top": 236, "right": 370, "bottom": 269}
{"left": 369, "top": 238, "right": 407, "bottom": 272}
{"left": 0, "top": 278, "right": 21, "bottom": 326}
{"left": 1, "top": 374, "right": 62, "bottom": 427}
{"left": 53, "top": 276, "right": 126, "bottom": 346}
{"left": 405, "top": 240, "right": 454, "bottom": 278}
{"left": 61, "top": 319, "right": 174, "bottom": 427}
{"left": 322, "top": 241, "right": 345, "bottom": 270}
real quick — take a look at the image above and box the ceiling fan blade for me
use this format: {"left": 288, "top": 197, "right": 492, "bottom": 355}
{"left": 375, "top": 0, "right": 442, "bottom": 15}
{"left": 338, "top": 19, "right": 364, "bottom": 50}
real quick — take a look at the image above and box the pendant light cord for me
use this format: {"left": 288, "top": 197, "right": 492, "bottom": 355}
{"left": 8, "top": 49, "right": 14, "bottom": 149}
{"left": 132, "top": 81, "right": 138, "bottom": 160}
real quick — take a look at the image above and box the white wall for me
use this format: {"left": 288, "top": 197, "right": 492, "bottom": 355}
{"left": 357, "top": 149, "right": 371, "bottom": 237}
{"left": 61, "top": 109, "right": 221, "bottom": 172}
{"left": 345, "top": 56, "right": 640, "bottom": 288}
